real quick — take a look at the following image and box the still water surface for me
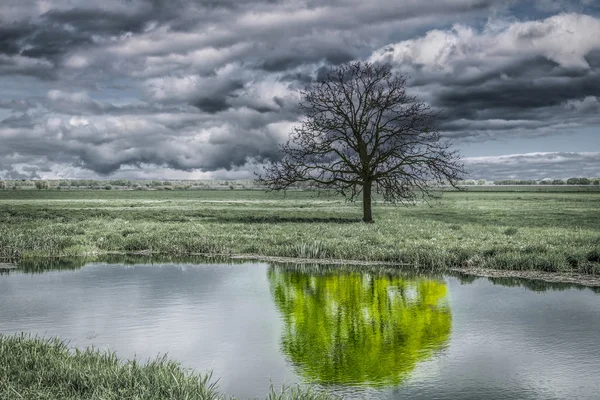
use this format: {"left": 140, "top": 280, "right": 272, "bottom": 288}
{"left": 1, "top": 261, "right": 600, "bottom": 399}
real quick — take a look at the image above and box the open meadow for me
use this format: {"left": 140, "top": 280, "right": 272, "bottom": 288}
{"left": 1, "top": 188, "right": 599, "bottom": 275}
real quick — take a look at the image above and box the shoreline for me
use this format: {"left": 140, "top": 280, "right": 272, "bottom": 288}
{"left": 4, "top": 251, "right": 600, "bottom": 288}
{"left": 447, "top": 267, "right": 600, "bottom": 287}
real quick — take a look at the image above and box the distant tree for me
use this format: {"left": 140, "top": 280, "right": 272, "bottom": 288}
{"left": 567, "top": 177, "right": 590, "bottom": 185}
{"left": 552, "top": 179, "right": 565, "bottom": 185}
{"left": 258, "top": 62, "right": 465, "bottom": 223}
{"left": 109, "top": 179, "right": 130, "bottom": 187}
{"left": 34, "top": 180, "right": 49, "bottom": 190}
{"left": 0, "top": 180, "right": 5, "bottom": 190}
{"left": 477, "top": 179, "right": 487, "bottom": 185}
{"left": 494, "top": 179, "right": 537, "bottom": 185}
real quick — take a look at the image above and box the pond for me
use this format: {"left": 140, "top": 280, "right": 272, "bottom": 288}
{"left": 1, "top": 259, "right": 600, "bottom": 399}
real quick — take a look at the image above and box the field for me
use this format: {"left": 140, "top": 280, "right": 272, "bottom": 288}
{"left": 0, "top": 189, "right": 599, "bottom": 275}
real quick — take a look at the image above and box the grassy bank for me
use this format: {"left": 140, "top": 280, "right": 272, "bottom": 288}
{"left": 0, "top": 334, "right": 334, "bottom": 400}
{"left": 0, "top": 190, "right": 599, "bottom": 274}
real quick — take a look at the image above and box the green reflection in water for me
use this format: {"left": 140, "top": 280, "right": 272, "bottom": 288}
{"left": 268, "top": 266, "right": 452, "bottom": 387}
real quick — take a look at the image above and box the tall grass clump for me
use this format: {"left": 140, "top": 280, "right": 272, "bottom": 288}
{"left": 290, "top": 241, "right": 329, "bottom": 259}
{"left": 0, "top": 334, "right": 223, "bottom": 400}
{"left": 0, "top": 334, "right": 339, "bottom": 400}
{"left": 265, "top": 385, "right": 340, "bottom": 400}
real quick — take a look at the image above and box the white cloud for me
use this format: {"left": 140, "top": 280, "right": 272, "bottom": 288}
{"left": 371, "top": 13, "right": 600, "bottom": 74}
{"left": 64, "top": 54, "right": 90, "bottom": 69}
{"left": 565, "top": 96, "right": 600, "bottom": 113}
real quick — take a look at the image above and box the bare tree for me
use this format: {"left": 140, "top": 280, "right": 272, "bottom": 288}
{"left": 258, "top": 62, "right": 465, "bottom": 223}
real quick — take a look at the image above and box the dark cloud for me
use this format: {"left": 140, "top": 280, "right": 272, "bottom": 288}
{"left": 42, "top": 8, "right": 150, "bottom": 35}
{"left": 1, "top": 113, "right": 37, "bottom": 129}
{"left": 0, "top": 24, "right": 36, "bottom": 56}
{"left": 193, "top": 97, "right": 231, "bottom": 113}
{"left": 437, "top": 72, "right": 600, "bottom": 112}
{"left": 260, "top": 47, "right": 356, "bottom": 72}
{"left": 0, "top": 1, "right": 599, "bottom": 179}
{"left": 189, "top": 79, "right": 245, "bottom": 113}
{"left": 0, "top": 12, "right": 142, "bottom": 63}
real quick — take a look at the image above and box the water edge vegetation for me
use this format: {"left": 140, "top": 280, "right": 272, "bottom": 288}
{"left": 0, "top": 334, "right": 337, "bottom": 400}
{"left": 0, "top": 189, "right": 599, "bottom": 278}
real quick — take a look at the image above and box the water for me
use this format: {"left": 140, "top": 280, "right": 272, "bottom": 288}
{"left": 1, "top": 260, "right": 600, "bottom": 399}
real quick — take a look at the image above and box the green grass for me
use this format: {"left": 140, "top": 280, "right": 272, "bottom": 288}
{"left": 0, "top": 189, "right": 599, "bottom": 274}
{"left": 0, "top": 334, "right": 337, "bottom": 400}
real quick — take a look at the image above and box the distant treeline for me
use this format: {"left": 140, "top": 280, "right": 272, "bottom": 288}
{"left": 457, "top": 178, "right": 600, "bottom": 186}
{"left": 0, "top": 177, "right": 599, "bottom": 190}
{"left": 0, "top": 179, "right": 303, "bottom": 191}
{"left": 487, "top": 178, "right": 600, "bottom": 186}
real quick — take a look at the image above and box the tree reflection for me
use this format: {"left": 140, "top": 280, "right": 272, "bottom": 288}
{"left": 268, "top": 266, "right": 452, "bottom": 387}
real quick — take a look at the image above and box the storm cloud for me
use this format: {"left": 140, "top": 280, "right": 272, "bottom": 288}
{"left": 0, "top": 0, "right": 599, "bottom": 179}
{"left": 463, "top": 152, "right": 600, "bottom": 181}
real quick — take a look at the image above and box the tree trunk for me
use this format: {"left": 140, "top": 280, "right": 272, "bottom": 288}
{"left": 362, "top": 181, "right": 373, "bottom": 223}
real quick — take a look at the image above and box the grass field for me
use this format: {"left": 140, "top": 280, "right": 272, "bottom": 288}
{"left": 0, "top": 189, "right": 599, "bottom": 274}
{"left": 0, "top": 334, "right": 334, "bottom": 400}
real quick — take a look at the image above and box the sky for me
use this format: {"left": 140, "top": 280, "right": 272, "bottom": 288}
{"left": 1, "top": 0, "right": 599, "bottom": 181}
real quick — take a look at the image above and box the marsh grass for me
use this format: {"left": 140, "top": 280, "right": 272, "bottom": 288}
{"left": 264, "top": 385, "right": 340, "bottom": 400}
{"left": 0, "top": 190, "right": 599, "bottom": 274}
{"left": 0, "top": 334, "right": 223, "bottom": 400}
{"left": 0, "top": 334, "right": 337, "bottom": 400}
{"left": 292, "top": 241, "right": 329, "bottom": 259}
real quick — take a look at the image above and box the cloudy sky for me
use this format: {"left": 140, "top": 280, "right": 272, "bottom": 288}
{"left": 1, "top": 0, "right": 599, "bottom": 181}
